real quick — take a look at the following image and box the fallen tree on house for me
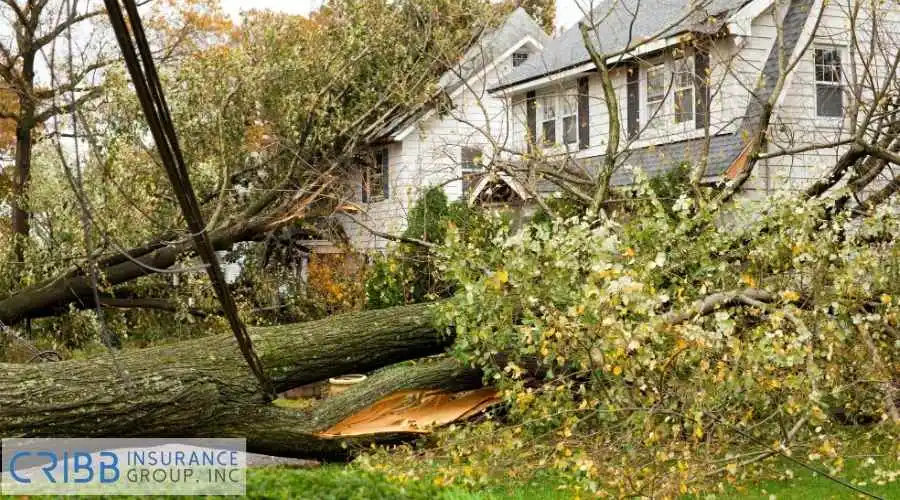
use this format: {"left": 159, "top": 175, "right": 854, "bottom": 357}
{"left": 0, "top": 303, "right": 483, "bottom": 460}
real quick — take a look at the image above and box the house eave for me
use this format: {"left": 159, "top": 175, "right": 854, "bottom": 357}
{"left": 489, "top": 29, "right": 727, "bottom": 95}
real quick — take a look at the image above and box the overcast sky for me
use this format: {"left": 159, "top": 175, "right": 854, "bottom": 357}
{"left": 221, "top": 0, "right": 592, "bottom": 32}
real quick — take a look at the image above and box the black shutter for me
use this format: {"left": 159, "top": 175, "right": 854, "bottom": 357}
{"left": 361, "top": 165, "right": 368, "bottom": 203}
{"left": 695, "top": 49, "right": 711, "bottom": 129}
{"left": 526, "top": 90, "right": 537, "bottom": 152}
{"left": 381, "top": 147, "right": 390, "bottom": 199}
{"left": 626, "top": 65, "right": 640, "bottom": 139}
{"left": 577, "top": 76, "right": 590, "bottom": 150}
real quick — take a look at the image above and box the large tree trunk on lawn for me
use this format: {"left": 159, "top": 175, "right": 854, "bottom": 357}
{"left": 0, "top": 303, "right": 479, "bottom": 459}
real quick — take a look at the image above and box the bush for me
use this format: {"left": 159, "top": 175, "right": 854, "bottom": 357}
{"left": 365, "top": 187, "right": 490, "bottom": 309}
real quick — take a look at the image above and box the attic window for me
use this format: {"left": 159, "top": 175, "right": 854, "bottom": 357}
{"left": 815, "top": 47, "right": 843, "bottom": 117}
{"left": 512, "top": 52, "right": 529, "bottom": 67}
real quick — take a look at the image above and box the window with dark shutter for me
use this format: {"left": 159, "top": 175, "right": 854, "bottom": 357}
{"left": 815, "top": 47, "right": 843, "bottom": 117}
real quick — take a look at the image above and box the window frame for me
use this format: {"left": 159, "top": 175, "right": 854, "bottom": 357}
{"left": 537, "top": 86, "right": 581, "bottom": 148}
{"left": 814, "top": 46, "right": 844, "bottom": 118}
{"left": 539, "top": 94, "right": 557, "bottom": 146}
{"left": 560, "top": 85, "right": 579, "bottom": 145}
{"left": 644, "top": 63, "right": 667, "bottom": 128}
{"left": 363, "top": 146, "right": 389, "bottom": 203}
{"left": 460, "top": 146, "right": 484, "bottom": 195}
{"left": 512, "top": 51, "right": 529, "bottom": 68}
{"left": 672, "top": 57, "right": 695, "bottom": 124}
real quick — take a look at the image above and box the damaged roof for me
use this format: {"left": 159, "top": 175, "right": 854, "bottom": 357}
{"left": 493, "top": 0, "right": 752, "bottom": 91}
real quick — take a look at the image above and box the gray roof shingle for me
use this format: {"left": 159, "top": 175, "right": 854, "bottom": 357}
{"left": 495, "top": 0, "right": 751, "bottom": 90}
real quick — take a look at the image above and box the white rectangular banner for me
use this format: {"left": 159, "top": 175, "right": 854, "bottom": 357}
{"left": 1, "top": 438, "right": 246, "bottom": 496}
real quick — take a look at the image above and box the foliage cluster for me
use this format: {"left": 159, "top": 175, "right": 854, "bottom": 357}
{"left": 365, "top": 187, "right": 490, "bottom": 309}
{"left": 376, "top": 173, "right": 900, "bottom": 496}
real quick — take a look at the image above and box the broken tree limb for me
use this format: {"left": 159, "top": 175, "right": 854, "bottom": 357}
{"left": 663, "top": 288, "right": 776, "bottom": 326}
{"left": 0, "top": 303, "right": 479, "bottom": 459}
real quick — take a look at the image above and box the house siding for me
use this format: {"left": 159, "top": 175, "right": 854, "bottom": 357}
{"left": 343, "top": 52, "right": 524, "bottom": 251}
{"left": 748, "top": 0, "right": 900, "bottom": 196}
{"left": 501, "top": 0, "right": 899, "bottom": 198}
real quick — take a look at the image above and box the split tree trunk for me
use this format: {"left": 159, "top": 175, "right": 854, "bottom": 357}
{"left": 0, "top": 303, "right": 480, "bottom": 460}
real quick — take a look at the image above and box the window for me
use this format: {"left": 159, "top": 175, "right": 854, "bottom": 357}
{"left": 672, "top": 58, "right": 694, "bottom": 123}
{"left": 815, "top": 47, "right": 843, "bottom": 117}
{"left": 646, "top": 64, "right": 666, "bottom": 123}
{"left": 561, "top": 86, "right": 578, "bottom": 145}
{"left": 512, "top": 52, "right": 529, "bottom": 67}
{"left": 362, "top": 147, "right": 389, "bottom": 202}
{"left": 540, "top": 95, "right": 556, "bottom": 146}
{"left": 460, "top": 146, "right": 483, "bottom": 194}
{"left": 536, "top": 88, "right": 581, "bottom": 147}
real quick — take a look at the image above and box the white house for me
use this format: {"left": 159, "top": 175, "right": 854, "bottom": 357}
{"left": 488, "top": 0, "right": 900, "bottom": 199}
{"left": 340, "top": 8, "right": 550, "bottom": 251}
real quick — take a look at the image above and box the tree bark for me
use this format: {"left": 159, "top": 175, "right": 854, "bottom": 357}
{"left": 9, "top": 49, "right": 36, "bottom": 278}
{"left": 0, "top": 303, "right": 479, "bottom": 459}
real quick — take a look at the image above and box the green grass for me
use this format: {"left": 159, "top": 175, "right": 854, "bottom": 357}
{"left": 3, "top": 456, "right": 897, "bottom": 499}
{"left": 0, "top": 466, "right": 568, "bottom": 500}
{"left": 707, "top": 456, "right": 900, "bottom": 500}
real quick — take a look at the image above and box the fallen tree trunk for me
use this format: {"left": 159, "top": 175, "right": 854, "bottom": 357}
{"left": 0, "top": 303, "right": 481, "bottom": 459}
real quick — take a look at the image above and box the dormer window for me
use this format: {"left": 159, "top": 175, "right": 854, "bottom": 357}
{"left": 512, "top": 52, "right": 529, "bottom": 67}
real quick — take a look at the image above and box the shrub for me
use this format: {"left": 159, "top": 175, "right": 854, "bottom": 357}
{"left": 365, "top": 187, "right": 490, "bottom": 309}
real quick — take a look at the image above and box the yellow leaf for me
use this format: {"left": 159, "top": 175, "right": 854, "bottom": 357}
{"left": 781, "top": 290, "right": 800, "bottom": 302}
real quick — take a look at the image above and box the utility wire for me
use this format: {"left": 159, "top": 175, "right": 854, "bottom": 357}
{"left": 102, "top": 0, "right": 274, "bottom": 398}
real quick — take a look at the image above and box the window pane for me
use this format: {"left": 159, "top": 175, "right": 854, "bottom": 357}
{"left": 561, "top": 89, "right": 577, "bottom": 116}
{"left": 563, "top": 116, "right": 577, "bottom": 144}
{"left": 815, "top": 48, "right": 842, "bottom": 83}
{"left": 367, "top": 148, "right": 388, "bottom": 201}
{"left": 817, "top": 84, "right": 843, "bottom": 117}
{"left": 542, "top": 120, "right": 556, "bottom": 145}
{"left": 647, "top": 96, "right": 664, "bottom": 118}
{"left": 461, "top": 147, "right": 482, "bottom": 171}
{"left": 675, "top": 88, "right": 694, "bottom": 123}
{"left": 647, "top": 65, "right": 666, "bottom": 99}
{"left": 540, "top": 96, "right": 556, "bottom": 120}
{"left": 673, "top": 58, "right": 694, "bottom": 88}
{"left": 513, "top": 52, "right": 528, "bottom": 67}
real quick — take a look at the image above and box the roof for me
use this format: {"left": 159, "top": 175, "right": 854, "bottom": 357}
{"left": 534, "top": 134, "right": 746, "bottom": 195}
{"left": 495, "top": 0, "right": 752, "bottom": 91}
{"left": 369, "top": 8, "right": 550, "bottom": 143}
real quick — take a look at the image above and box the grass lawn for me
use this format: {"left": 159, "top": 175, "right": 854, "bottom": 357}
{"left": 2, "top": 456, "right": 897, "bottom": 499}
{"left": 705, "top": 456, "right": 900, "bottom": 500}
